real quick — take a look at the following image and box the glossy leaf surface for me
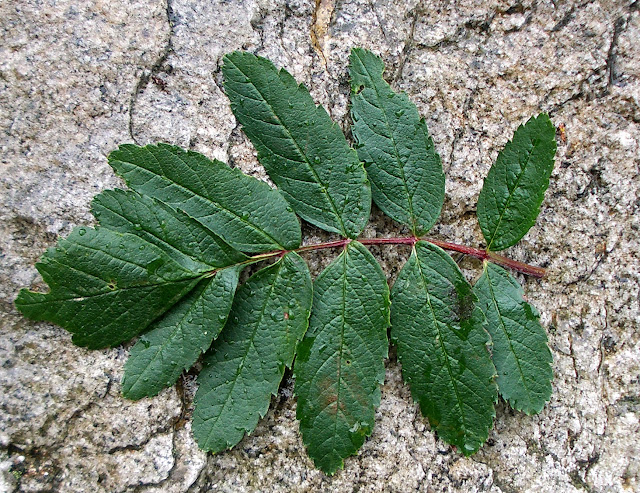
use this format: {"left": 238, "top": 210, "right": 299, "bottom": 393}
{"left": 350, "top": 48, "right": 445, "bottom": 235}
{"left": 223, "top": 52, "right": 371, "bottom": 238}
{"left": 294, "top": 241, "right": 390, "bottom": 474}
{"left": 391, "top": 241, "right": 497, "bottom": 455}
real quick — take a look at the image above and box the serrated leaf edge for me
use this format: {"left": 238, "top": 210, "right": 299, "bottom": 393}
{"left": 109, "top": 143, "right": 301, "bottom": 251}
{"left": 295, "top": 241, "right": 389, "bottom": 474}
{"left": 479, "top": 114, "right": 556, "bottom": 251}
{"left": 477, "top": 261, "right": 552, "bottom": 415}
{"left": 195, "top": 254, "right": 312, "bottom": 451}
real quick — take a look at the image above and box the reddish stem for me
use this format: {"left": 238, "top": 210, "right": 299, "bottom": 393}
{"left": 423, "top": 239, "right": 489, "bottom": 261}
{"left": 295, "top": 238, "right": 351, "bottom": 252}
{"left": 358, "top": 237, "right": 418, "bottom": 247}
{"left": 485, "top": 251, "right": 547, "bottom": 278}
{"left": 245, "top": 236, "right": 546, "bottom": 278}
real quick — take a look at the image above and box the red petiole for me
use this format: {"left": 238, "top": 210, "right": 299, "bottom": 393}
{"left": 242, "top": 236, "right": 546, "bottom": 278}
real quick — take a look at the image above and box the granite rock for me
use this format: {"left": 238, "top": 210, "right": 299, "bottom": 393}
{"left": 1, "top": 0, "right": 638, "bottom": 491}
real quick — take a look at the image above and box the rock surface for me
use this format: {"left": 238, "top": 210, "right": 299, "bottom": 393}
{"left": 1, "top": 0, "right": 639, "bottom": 491}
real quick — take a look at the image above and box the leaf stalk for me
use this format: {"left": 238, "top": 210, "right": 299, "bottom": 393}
{"left": 241, "top": 237, "right": 546, "bottom": 278}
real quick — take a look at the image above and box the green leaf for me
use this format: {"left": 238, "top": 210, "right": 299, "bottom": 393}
{"left": 193, "top": 252, "right": 312, "bottom": 452}
{"left": 477, "top": 114, "right": 557, "bottom": 251}
{"left": 15, "top": 227, "right": 200, "bottom": 349}
{"left": 108, "top": 143, "right": 301, "bottom": 253}
{"left": 349, "top": 48, "right": 445, "bottom": 236}
{"left": 294, "top": 241, "right": 390, "bottom": 474}
{"left": 473, "top": 262, "right": 552, "bottom": 414}
{"left": 222, "top": 51, "right": 371, "bottom": 238}
{"left": 122, "top": 267, "right": 241, "bottom": 400}
{"left": 92, "top": 189, "right": 248, "bottom": 271}
{"left": 390, "top": 241, "right": 496, "bottom": 455}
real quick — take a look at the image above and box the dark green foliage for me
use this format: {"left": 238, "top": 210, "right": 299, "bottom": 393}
{"left": 294, "top": 241, "right": 389, "bottom": 473}
{"left": 109, "top": 143, "right": 301, "bottom": 252}
{"left": 15, "top": 49, "right": 556, "bottom": 475}
{"left": 122, "top": 268, "right": 241, "bottom": 400}
{"left": 473, "top": 262, "right": 553, "bottom": 414}
{"left": 391, "top": 242, "right": 497, "bottom": 454}
{"left": 193, "top": 253, "right": 312, "bottom": 452}
{"left": 349, "top": 48, "right": 445, "bottom": 236}
{"left": 15, "top": 227, "right": 200, "bottom": 349}
{"left": 222, "top": 52, "right": 371, "bottom": 239}
{"left": 477, "top": 114, "right": 557, "bottom": 251}
{"left": 92, "top": 189, "right": 247, "bottom": 271}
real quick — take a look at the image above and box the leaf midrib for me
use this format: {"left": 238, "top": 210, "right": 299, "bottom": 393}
{"left": 486, "top": 143, "right": 536, "bottom": 250}
{"left": 24, "top": 272, "right": 200, "bottom": 305}
{"left": 356, "top": 55, "right": 417, "bottom": 234}
{"left": 226, "top": 58, "right": 347, "bottom": 237}
{"left": 414, "top": 248, "right": 468, "bottom": 437}
{"left": 331, "top": 250, "right": 348, "bottom": 459}
{"left": 484, "top": 266, "right": 533, "bottom": 406}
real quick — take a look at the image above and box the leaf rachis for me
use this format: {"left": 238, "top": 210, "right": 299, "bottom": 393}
{"left": 15, "top": 48, "right": 556, "bottom": 475}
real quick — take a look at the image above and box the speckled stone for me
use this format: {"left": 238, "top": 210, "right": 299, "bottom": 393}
{"left": 1, "top": 0, "right": 638, "bottom": 491}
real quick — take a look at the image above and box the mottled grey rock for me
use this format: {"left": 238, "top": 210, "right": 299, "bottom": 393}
{"left": 1, "top": 0, "right": 639, "bottom": 491}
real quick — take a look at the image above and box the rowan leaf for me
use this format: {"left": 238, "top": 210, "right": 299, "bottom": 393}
{"left": 193, "top": 252, "right": 312, "bottom": 452}
{"left": 122, "top": 267, "right": 241, "bottom": 400}
{"left": 108, "top": 143, "right": 301, "bottom": 252}
{"left": 294, "top": 241, "right": 390, "bottom": 474}
{"left": 15, "top": 227, "right": 200, "bottom": 349}
{"left": 473, "top": 262, "right": 553, "bottom": 414}
{"left": 349, "top": 48, "right": 445, "bottom": 236}
{"left": 222, "top": 51, "right": 371, "bottom": 238}
{"left": 390, "top": 241, "right": 497, "bottom": 455}
{"left": 14, "top": 50, "right": 558, "bottom": 475}
{"left": 477, "top": 114, "right": 557, "bottom": 251}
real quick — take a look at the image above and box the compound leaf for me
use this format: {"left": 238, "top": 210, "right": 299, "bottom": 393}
{"left": 294, "top": 241, "right": 390, "bottom": 474}
{"left": 122, "top": 267, "right": 241, "bottom": 400}
{"left": 108, "top": 143, "right": 301, "bottom": 253}
{"left": 15, "top": 227, "right": 200, "bottom": 349}
{"left": 193, "top": 252, "right": 312, "bottom": 452}
{"left": 390, "top": 241, "right": 497, "bottom": 455}
{"left": 473, "top": 262, "right": 552, "bottom": 414}
{"left": 350, "top": 48, "right": 445, "bottom": 236}
{"left": 222, "top": 51, "right": 371, "bottom": 238}
{"left": 92, "top": 189, "right": 247, "bottom": 272}
{"left": 14, "top": 48, "right": 558, "bottom": 473}
{"left": 477, "top": 114, "right": 556, "bottom": 251}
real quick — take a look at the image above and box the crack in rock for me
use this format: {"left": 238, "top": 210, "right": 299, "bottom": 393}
{"left": 129, "top": 0, "right": 175, "bottom": 144}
